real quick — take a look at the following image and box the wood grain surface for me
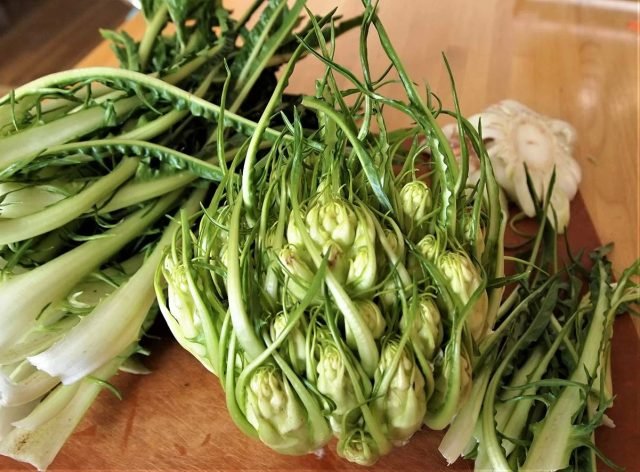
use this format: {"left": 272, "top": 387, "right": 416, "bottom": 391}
{"left": 1, "top": 1, "right": 638, "bottom": 471}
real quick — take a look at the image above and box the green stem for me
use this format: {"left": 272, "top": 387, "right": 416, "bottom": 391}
{"left": 301, "top": 96, "right": 393, "bottom": 214}
{"left": 0, "top": 67, "right": 284, "bottom": 144}
{"left": 365, "top": 3, "right": 457, "bottom": 232}
{"left": 99, "top": 171, "right": 196, "bottom": 214}
{"left": 226, "top": 197, "right": 265, "bottom": 360}
{"left": 230, "top": 0, "right": 289, "bottom": 112}
{"left": 119, "top": 67, "right": 217, "bottom": 144}
{"left": 139, "top": 5, "right": 169, "bottom": 70}
{"left": 240, "top": 22, "right": 315, "bottom": 223}
{"left": 478, "top": 278, "right": 555, "bottom": 367}
{"left": 0, "top": 96, "right": 139, "bottom": 172}
{"left": 39, "top": 138, "right": 224, "bottom": 182}
{"left": 0, "top": 157, "right": 139, "bottom": 245}
{"left": 161, "top": 42, "right": 228, "bottom": 86}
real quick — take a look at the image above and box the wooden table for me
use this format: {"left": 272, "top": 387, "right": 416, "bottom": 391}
{"left": 1, "top": 0, "right": 638, "bottom": 470}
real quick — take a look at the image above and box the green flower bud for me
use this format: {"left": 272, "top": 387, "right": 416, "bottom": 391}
{"left": 245, "top": 365, "right": 314, "bottom": 455}
{"left": 353, "top": 206, "right": 377, "bottom": 247}
{"left": 163, "top": 256, "right": 213, "bottom": 371}
{"left": 346, "top": 246, "right": 377, "bottom": 292}
{"left": 322, "top": 240, "right": 349, "bottom": 284}
{"left": 346, "top": 300, "right": 386, "bottom": 350}
{"left": 286, "top": 215, "right": 304, "bottom": 248}
{"left": 374, "top": 339, "right": 426, "bottom": 446}
{"left": 437, "top": 251, "right": 489, "bottom": 341}
{"left": 379, "top": 278, "right": 400, "bottom": 310}
{"left": 337, "top": 428, "right": 380, "bottom": 466}
{"left": 270, "top": 312, "right": 306, "bottom": 375}
{"left": 344, "top": 207, "right": 378, "bottom": 292}
{"left": 407, "top": 234, "right": 442, "bottom": 283}
{"left": 383, "top": 228, "right": 404, "bottom": 262}
{"left": 375, "top": 216, "right": 406, "bottom": 276}
{"left": 306, "top": 199, "right": 357, "bottom": 250}
{"left": 416, "top": 234, "right": 442, "bottom": 262}
{"left": 400, "top": 296, "right": 442, "bottom": 361}
{"left": 316, "top": 343, "right": 359, "bottom": 434}
{"left": 399, "top": 181, "right": 432, "bottom": 234}
{"left": 278, "top": 244, "right": 315, "bottom": 302}
{"left": 437, "top": 252, "right": 477, "bottom": 300}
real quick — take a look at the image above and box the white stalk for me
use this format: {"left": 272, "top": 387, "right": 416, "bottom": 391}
{"left": 0, "top": 402, "right": 38, "bottom": 441}
{"left": 0, "top": 364, "right": 59, "bottom": 407}
{"left": 29, "top": 190, "right": 203, "bottom": 384}
{"left": 0, "top": 192, "right": 179, "bottom": 353}
{"left": 0, "top": 354, "right": 123, "bottom": 471}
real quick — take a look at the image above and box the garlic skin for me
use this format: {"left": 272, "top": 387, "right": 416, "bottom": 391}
{"left": 443, "top": 100, "right": 581, "bottom": 233}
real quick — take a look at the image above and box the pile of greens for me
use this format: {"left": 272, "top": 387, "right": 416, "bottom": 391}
{"left": 158, "top": 9, "right": 503, "bottom": 461}
{"left": 0, "top": 0, "right": 637, "bottom": 470}
{"left": 0, "top": 0, "right": 357, "bottom": 469}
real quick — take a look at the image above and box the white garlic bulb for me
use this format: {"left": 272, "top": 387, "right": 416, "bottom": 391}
{"left": 443, "top": 100, "right": 581, "bottom": 233}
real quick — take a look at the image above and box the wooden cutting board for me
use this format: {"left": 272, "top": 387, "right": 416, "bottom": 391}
{"left": 1, "top": 0, "right": 638, "bottom": 470}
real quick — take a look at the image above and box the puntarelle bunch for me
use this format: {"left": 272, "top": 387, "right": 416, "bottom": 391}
{"left": 157, "top": 1, "right": 506, "bottom": 464}
{"left": 157, "top": 2, "right": 639, "bottom": 470}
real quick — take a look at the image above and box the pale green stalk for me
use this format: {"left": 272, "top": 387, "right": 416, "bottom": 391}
{"left": 0, "top": 364, "right": 59, "bottom": 407}
{"left": 521, "top": 263, "right": 638, "bottom": 471}
{"left": 0, "top": 96, "right": 139, "bottom": 172}
{"left": 98, "top": 171, "right": 196, "bottom": 214}
{"left": 0, "top": 346, "right": 133, "bottom": 471}
{"left": 225, "top": 197, "right": 265, "bottom": 360}
{"left": 0, "top": 158, "right": 139, "bottom": 245}
{"left": 439, "top": 363, "right": 492, "bottom": 464}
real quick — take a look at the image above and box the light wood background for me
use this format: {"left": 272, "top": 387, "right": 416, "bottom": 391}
{"left": 80, "top": 0, "right": 640, "bottom": 331}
